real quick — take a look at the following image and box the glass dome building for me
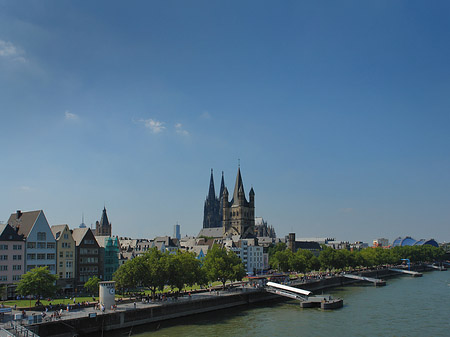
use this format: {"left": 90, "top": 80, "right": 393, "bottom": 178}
{"left": 392, "top": 236, "right": 439, "bottom": 247}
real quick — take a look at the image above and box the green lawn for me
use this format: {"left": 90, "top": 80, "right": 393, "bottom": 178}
{"left": 2, "top": 296, "right": 98, "bottom": 309}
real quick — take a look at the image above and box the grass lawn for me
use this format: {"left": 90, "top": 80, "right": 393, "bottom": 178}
{"left": 2, "top": 297, "right": 99, "bottom": 309}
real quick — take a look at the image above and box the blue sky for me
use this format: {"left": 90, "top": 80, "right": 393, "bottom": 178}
{"left": 1, "top": 1, "right": 449, "bottom": 243}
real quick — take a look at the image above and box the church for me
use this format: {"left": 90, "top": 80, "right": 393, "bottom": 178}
{"left": 203, "top": 167, "right": 255, "bottom": 239}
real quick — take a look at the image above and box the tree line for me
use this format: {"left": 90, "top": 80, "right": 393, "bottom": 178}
{"left": 113, "top": 245, "right": 246, "bottom": 297}
{"left": 269, "top": 242, "right": 445, "bottom": 273}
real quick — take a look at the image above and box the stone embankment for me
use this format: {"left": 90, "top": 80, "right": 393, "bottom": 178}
{"left": 27, "top": 264, "right": 435, "bottom": 337}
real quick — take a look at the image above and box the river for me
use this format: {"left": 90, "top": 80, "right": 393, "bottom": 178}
{"left": 107, "top": 270, "right": 450, "bottom": 337}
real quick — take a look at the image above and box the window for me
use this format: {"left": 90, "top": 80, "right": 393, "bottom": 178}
{"left": 59, "top": 272, "right": 63, "bottom": 277}
{"left": 37, "top": 232, "right": 46, "bottom": 241}
{"left": 47, "top": 243, "right": 55, "bottom": 249}
{"left": 0, "top": 276, "right": 7, "bottom": 281}
{"left": 59, "top": 262, "right": 63, "bottom": 268}
{"left": 27, "top": 242, "right": 36, "bottom": 249}
{"left": 13, "top": 255, "right": 22, "bottom": 260}
{"left": 12, "top": 265, "right": 21, "bottom": 270}
{"left": 63, "top": 234, "right": 68, "bottom": 239}
{"left": 0, "top": 255, "right": 7, "bottom": 261}
{"left": 27, "top": 254, "right": 36, "bottom": 260}
{"left": 0, "top": 245, "right": 8, "bottom": 250}
{"left": 37, "top": 253, "right": 46, "bottom": 260}
{"left": 13, "top": 245, "right": 22, "bottom": 250}
{"left": 66, "top": 261, "right": 73, "bottom": 268}
{"left": 37, "top": 242, "right": 46, "bottom": 249}
{"left": 13, "top": 275, "right": 21, "bottom": 281}
{"left": 65, "top": 272, "right": 72, "bottom": 278}
{"left": 48, "top": 264, "right": 55, "bottom": 271}
{"left": 0, "top": 265, "right": 8, "bottom": 271}
{"left": 47, "top": 254, "right": 55, "bottom": 260}
{"left": 59, "top": 252, "right": 63, "bottom": 258}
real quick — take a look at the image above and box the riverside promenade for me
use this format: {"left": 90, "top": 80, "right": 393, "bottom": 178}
{"left": 2, "top": 264, "right": 436, "bottom": 337}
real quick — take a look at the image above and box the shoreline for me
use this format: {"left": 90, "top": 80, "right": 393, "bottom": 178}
{"left": 17, "top": 264, "right": 437, "bottom": 337}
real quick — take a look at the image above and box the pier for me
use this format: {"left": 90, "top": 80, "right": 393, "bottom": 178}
{"left": 343, "top": 273, "right": 386, "bottom": 286}
{"left": 389, "top": 268, "right": 423, "bottom": 277}
{"left": 426, "top": 264, "right": 447, "bottom": 271}
{"left": 265, "top": 282, "right": 343, "bottom": 309}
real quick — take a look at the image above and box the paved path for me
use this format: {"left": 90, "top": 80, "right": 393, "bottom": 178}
{"left": 0, "top": 287, "right": 255, "bottom": 330}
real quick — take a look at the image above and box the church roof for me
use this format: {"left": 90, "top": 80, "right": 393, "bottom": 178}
{"left": 100, "top": 207, "right": 110, "bottom": 227}
{"left": 197, "top": 227, "right": 223, "bottom": 239}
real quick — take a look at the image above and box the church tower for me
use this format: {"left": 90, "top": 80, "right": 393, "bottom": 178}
{"left": 95, "top": 207, "right": 112, "bottom": 236}
{"left": 203, "top": 169, "right": 221, "bottom": 228}
{"left": 222, "top": 167, "right": 255, "bottom": 238}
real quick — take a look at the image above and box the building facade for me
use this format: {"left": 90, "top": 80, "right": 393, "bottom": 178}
{"left": 51, "top": 225, "right": 76, "bottom": 292}
{"left": 72, "top": 228, "right": 101, "bottom": 290}
{"left": 0, "top": 224, "right": 25, "bottom": 286}
{"left": 8, "top": 210, "right": 57, "bottom": 274}
{"left": 96, "top": 236, "right": 119, "bottom": 281}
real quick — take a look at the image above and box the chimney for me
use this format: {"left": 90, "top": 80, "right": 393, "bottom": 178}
{"left": 16, "top": 210, "right": 22, "bottom": 219}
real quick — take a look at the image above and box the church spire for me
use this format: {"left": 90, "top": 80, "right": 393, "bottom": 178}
{"left": 232, "top": 166, "right": 246, "bottom": 205}
{"left": 219, "top": 171, "right": 225, "bottom": 199}
{"left": 207, "top": 168, "right": 216, "bottom": 200}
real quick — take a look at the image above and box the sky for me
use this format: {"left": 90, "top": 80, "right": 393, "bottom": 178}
{"left": 1, "top": 1, "right": 449, "bottom": 244}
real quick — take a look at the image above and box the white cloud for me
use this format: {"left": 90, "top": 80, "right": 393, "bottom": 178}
{"left": 140, "top": 119, "right": 166, "bottom": 133}
{"left": 0, "top": 40, "right": 27, "bottom": 63}
{"left": 175, "top": 123, "right": 189, "bottom": 136}
{"left": 65, "top": 111, "right": 78, "bottom": 120}
{"left": 19, "top": 186, "right": 31, "bottom": 191}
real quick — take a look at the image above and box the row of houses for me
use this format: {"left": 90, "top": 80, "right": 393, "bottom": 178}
{"left": 1, "top": 209, "right": 309, "bottom": 299}
{"left": 0, "top": 209, "right": 119, "bottom": 298}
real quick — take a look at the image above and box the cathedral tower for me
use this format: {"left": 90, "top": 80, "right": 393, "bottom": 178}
{"left": 203, "top": 169, "right": 221, "bottom": 228}
{"left": 222, "top": 167, "right": 255, "bottom": 238}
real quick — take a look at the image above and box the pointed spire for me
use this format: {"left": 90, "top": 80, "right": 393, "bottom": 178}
{"left": 232, "top": 166, "right": 246, "bottom": 205}
{"left": 100, "top": 207, "right": 109, "bottom": 227}
{"left": 207, "top": 168, "right": 216, "bottom": 200}
{"left": 219, "top": 171, "right": 225, "bottom": 200}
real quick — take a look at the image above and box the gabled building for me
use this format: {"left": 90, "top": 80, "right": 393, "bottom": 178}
{"left": 0, "top": 224, "right": 25, "bottom": 286}
{"left": 71, "top": 228, "right": 101, "bottom": 290}
{"left": 51, "top": 224, "right": 76, "bottom": 292}
{"left": 8, "top": 210, "right": 57, "bottom": 274}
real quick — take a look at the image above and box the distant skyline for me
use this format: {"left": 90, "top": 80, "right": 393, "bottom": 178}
{"left": 1, "top": 1, "right": 449, "bottom": 243}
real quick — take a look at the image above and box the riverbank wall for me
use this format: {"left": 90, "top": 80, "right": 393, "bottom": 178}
{"left": 29, "top": 265, "right": 436, "bottom": 337}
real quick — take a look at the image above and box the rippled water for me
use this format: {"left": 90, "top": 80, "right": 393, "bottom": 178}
{"left": 107, "top": 271, "right": 450, "bottom": 337}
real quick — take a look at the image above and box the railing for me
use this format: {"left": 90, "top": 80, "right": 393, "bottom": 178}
{"left": 0, "top": 328, "right": 15, "bottom": 337}
{"left": 11, "top": 324, "right": 40, "bottom": 337}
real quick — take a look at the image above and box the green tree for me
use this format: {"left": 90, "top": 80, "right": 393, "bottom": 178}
{"left": 16, "top": 267, "right": 58, "bottom": 304}
{"left": 203, "top": 245, "right": 246, "bottom": 289}
{"left": 166, "top": 250, "right": 203, "bottom": 292}
{"left": 142, "top": 248, "right": 168, "bottom": 299}
{"left": 84, "top": 276, "right": 100, "bottom": 295}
